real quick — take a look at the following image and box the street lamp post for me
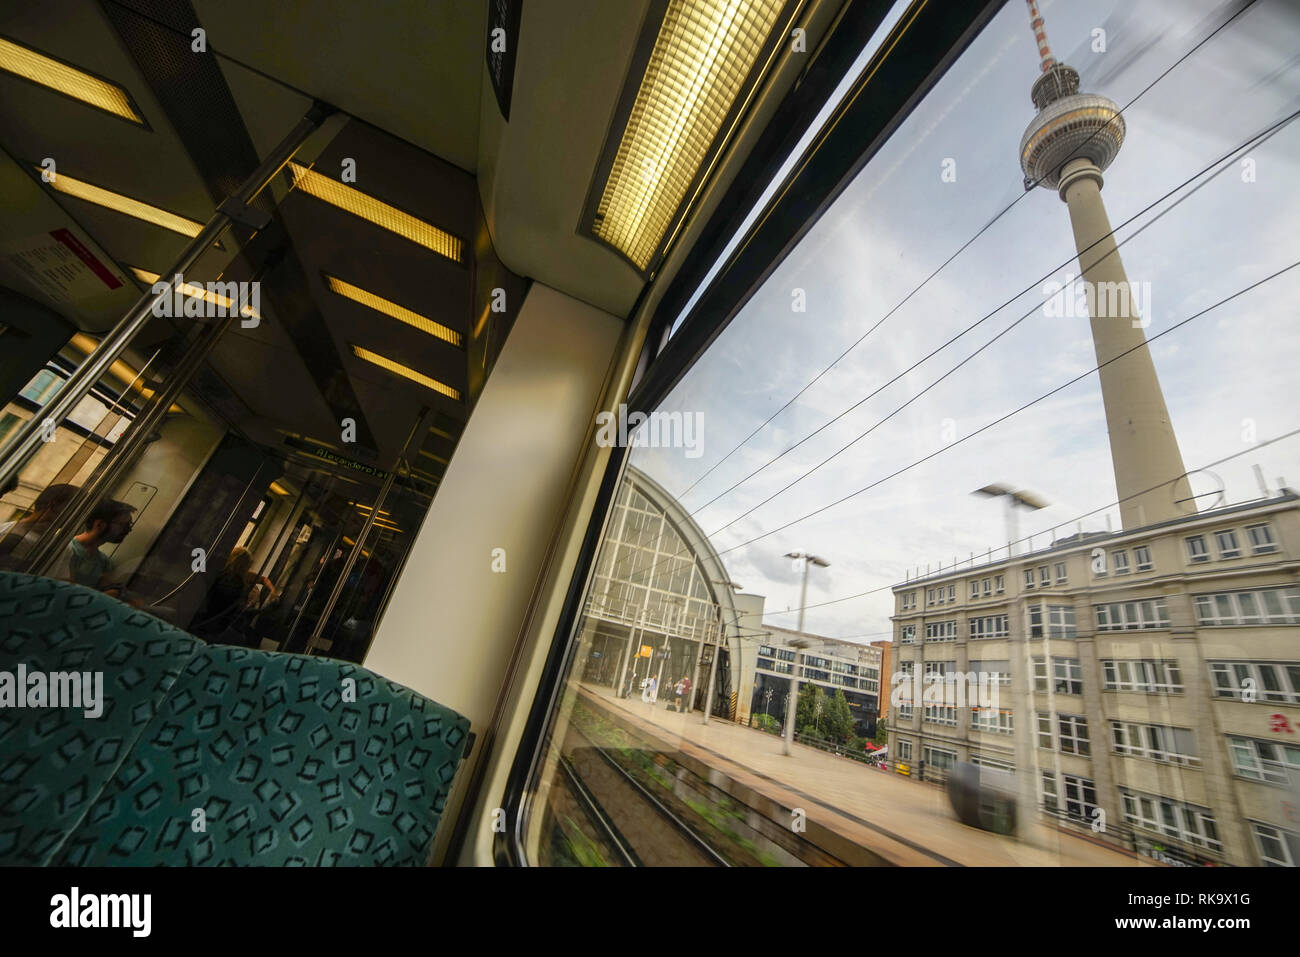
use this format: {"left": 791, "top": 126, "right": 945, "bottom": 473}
{"left": 971, "top": 484, "right": 1049, "bottom": 839}
{"left": 783, "top": 552, "right": 830, "bottom": 756}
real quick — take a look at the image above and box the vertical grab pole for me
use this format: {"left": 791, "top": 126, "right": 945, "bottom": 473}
{"left": 304, "top": 407, "right": 435, "bottom": 656}
{"left": 0, "top": 101, "right": 335, "bottom": 497}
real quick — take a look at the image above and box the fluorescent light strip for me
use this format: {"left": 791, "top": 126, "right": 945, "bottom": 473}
{"left": 350, "top": 345, "right": 461, "bottom": 401}
{"left": 130, "top": 267, "right": 260, "bottom": 321}
{"left": 418, "top": 448, "right": 449, "bottom": 466}
{"left": 667, "top": 0, "right": 912, "bottom": 337}
{"left": 68, "top": 332, "right": 183, "bottom": 414}
{"left": 324, "top": 274, "right": 461, "bottom": 347}
{"left": 41, "top": 170, "right": 202, "bottom": 236}
{"left": 287, "top": 163, "right": 463, "bottom": 263}
{"left": 591, "top": 0, "right": 783, "bottom": 270}
{"left": 0, "top": 36, "right": 143, "bottom": 124}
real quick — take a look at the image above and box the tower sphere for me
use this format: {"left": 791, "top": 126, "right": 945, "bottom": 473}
{"left": 1019, "top": 63, "right": 1125, "bottom": 191}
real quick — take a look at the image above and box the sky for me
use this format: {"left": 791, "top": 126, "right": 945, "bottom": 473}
{"left": 623, "top": 0, "right": 1300, "bottom": 644}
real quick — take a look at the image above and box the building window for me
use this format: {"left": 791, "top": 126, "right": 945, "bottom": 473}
{"left": 923, "top": 702, "right": 956, "bottom": 725}
{"left": 969, "top": 755, "right": 1014, "bottom": 774}
{"left": 947, "top": 584, "right": 955, "bottom": 602}
{"left": 1134, "top": 545, "right": 1153, "bottom": 571}
{"left": 1054, "top": 562, "right": 1067, "bottom": 584}
{"left": 1062, "top": 775, "right": 1099, "bottom": 822}
{"left": 922, "top": 746, "right": 957, "bottom": 772}
{"left": 1024, "top": 569, "right": 1035, "bottom": 589}
{"left": 1039, "top": 770, "right": 1059, "bottom": 809}
{"left": 1209, "top": 660, "right": 1300, "bottom": 704}
{"left": 896, "top": 703, "right": 913, "bottom": 720}
{"left": 1030, "top": 603, "right": 1077, "bottom": 639}
{"left": 1038, "top": 712, "right": 1090, "bottom": 754}
{"left": 969, "top": 579, "right": 979, "bottom": 600}
{"left": 1111, "top": 721, "right": 1198, "bottom": 765}
{"left": 1033, "top": 657, "right": 1082, "bottom": 695}
{"left": 897, "top": 739, "right": 914, "bottom": 762}
{"left": 1247, "top": 523, "right": 1279, "bottom": 555}
{"left": 1095, "top": 598, "right": 1170, "bottom": 632}
{"left": 1251, "top": 822, "right": 1300, "bottom": 866}
{"left": 1215, "top": 529, "right": 1241, "bottom": 559}
{"left": 969, "top": 614, "right": 1009, "bottom": 640}
{"left": 924, "top": 620, "right": 957, "bottom": 642}
{"left": 1186, "top": 534, "right": 1209, "bottom": 563}
{"left": 1228, "top": 736, "right": 1300, "bottom": 785}
{"left": 1102, "top": 659, "right": 1183, "bottom": 694}
{"left": 970, "top": 708, "right": 1014, "bottom": 734}
{"left": 1112, "top": 550, "right": 1130, "bottom": 574}
{"left": 927, "top": 588, "right": 935, "bottom": 606}
{"left": 981, "top": 577, "right": 991, "bottom": 596}
{"left": 1194, "top": 587, "right": 1300, "bottom": 626}
{"left": 1121, "top": 789, "right": 1222, "bottom": 853}
{"left": 970, "top": 659, "right": 1011, "bottom": 685}
{"left": 1038, "top": 565, "right": 1050, "bottom": 586}
{"left": 995, "top": 574, "right": 1005, "bottom": 594}
{"left": 900, "top": 624, "right": 916, "bottom": 644}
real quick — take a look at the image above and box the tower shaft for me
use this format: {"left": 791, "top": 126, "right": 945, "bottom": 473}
{"left": 1058, "top": 159, "right": 1193, "bottom": 528}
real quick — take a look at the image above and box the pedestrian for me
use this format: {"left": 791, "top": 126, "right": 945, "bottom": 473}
{"left": 679, "top": 675, "right": 691, "bottom": 712}
{"left": 645, "top": 675, "right": 658, "bottom": 708}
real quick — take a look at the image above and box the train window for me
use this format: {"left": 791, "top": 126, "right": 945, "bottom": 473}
{"left": 514, "top": 0, "right": 1300, "bottom": 867}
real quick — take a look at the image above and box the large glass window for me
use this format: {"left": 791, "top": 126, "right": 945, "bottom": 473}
{"left": 513, "top": 0, "right": 1300, "bottom": 868}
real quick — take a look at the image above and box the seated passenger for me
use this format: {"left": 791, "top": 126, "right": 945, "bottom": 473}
{"left": 50, "top": 500, "right": 136, "bottom": 597}
{"left": 0, "top": 483, "right": 78, "bottom": 569}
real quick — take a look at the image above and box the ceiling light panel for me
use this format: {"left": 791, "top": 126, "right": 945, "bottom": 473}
{"left": 41, "top": 170, "right": 202, "bottom": 236}
{"left": 350, "top": 344, "right": 461, "bottom": 401}
{"left": 0, "top": 35, "right": 145, "bottom": 125}
{"left": 324, "top": 274, "right": 462, "bottom": 348}
{"left": 287, "top": 163, "right": 464, "bottom": 264}
{"left": 585, "top": 0, "right": 786, "bottom": 272}
{"left": 129, "top": 267, "right": 260, "bottom": 321}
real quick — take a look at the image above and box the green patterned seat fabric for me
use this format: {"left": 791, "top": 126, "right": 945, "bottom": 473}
{"left": 0, "top": 572, "right": 202, "bottom": 865}
{"left": 0, "top": 572, "right": 470, "bottom": 866}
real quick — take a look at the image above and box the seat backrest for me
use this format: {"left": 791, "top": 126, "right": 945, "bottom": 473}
{"left": 0, "top": 572, "right": 202, "bottom": 865}
{"left": 0, "top": 572, "right": 470, "bottom": 866}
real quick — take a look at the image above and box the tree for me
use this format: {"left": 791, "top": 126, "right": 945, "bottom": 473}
{"left": 796, "top": 683, "right": 825, "bottom": 737}
{"left": 825, "top": 690, "right": 855, "bottom": 744}
{"left": 873, "top": 716, "right": 888, "bottom": 746}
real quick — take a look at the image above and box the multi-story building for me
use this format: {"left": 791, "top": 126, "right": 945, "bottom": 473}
{"left": 747, "top": 625, "right": 882, "bottom": 737}
{"left": 871, "top": 639, "right": 892, "bottom": 723}
{"left": 888, "top": 491, "right": 1300, "bottom": 867}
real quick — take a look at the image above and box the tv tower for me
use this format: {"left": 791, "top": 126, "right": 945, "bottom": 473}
{"left": 1019, "top": 0, "right": 1194, "bottom": 529}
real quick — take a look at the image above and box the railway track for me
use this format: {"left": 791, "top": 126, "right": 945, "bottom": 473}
{"left": 559, "top": 720, "right": 729, "bottom": 867}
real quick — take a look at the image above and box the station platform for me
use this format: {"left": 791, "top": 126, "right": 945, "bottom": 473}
{"left": 580, "top": 683, "right": 1151, "bottom": 867}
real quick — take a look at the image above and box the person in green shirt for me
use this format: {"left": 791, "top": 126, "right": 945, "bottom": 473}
{"left": 58, "top": 500, "right": 136, "bottom": 596}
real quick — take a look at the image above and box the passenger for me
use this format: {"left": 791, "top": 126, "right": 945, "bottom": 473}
{"left": 0, "top": 483, "right": 77, "bottom": 568}
{"left": 678, "top": 675, "right": 691, "bottom": 713}
{"left": 191, "top": 546, "right": 275, "bottom": 646}
{"left": 51, "top": 500, "right": 136, "bottom": 597}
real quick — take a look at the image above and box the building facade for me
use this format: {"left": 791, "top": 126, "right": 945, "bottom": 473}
{"left": 888, "top": 492, "right": 1300, "bottom": 867}
{"left": 745, "top": 625, "right": 882, "bottom": 737}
